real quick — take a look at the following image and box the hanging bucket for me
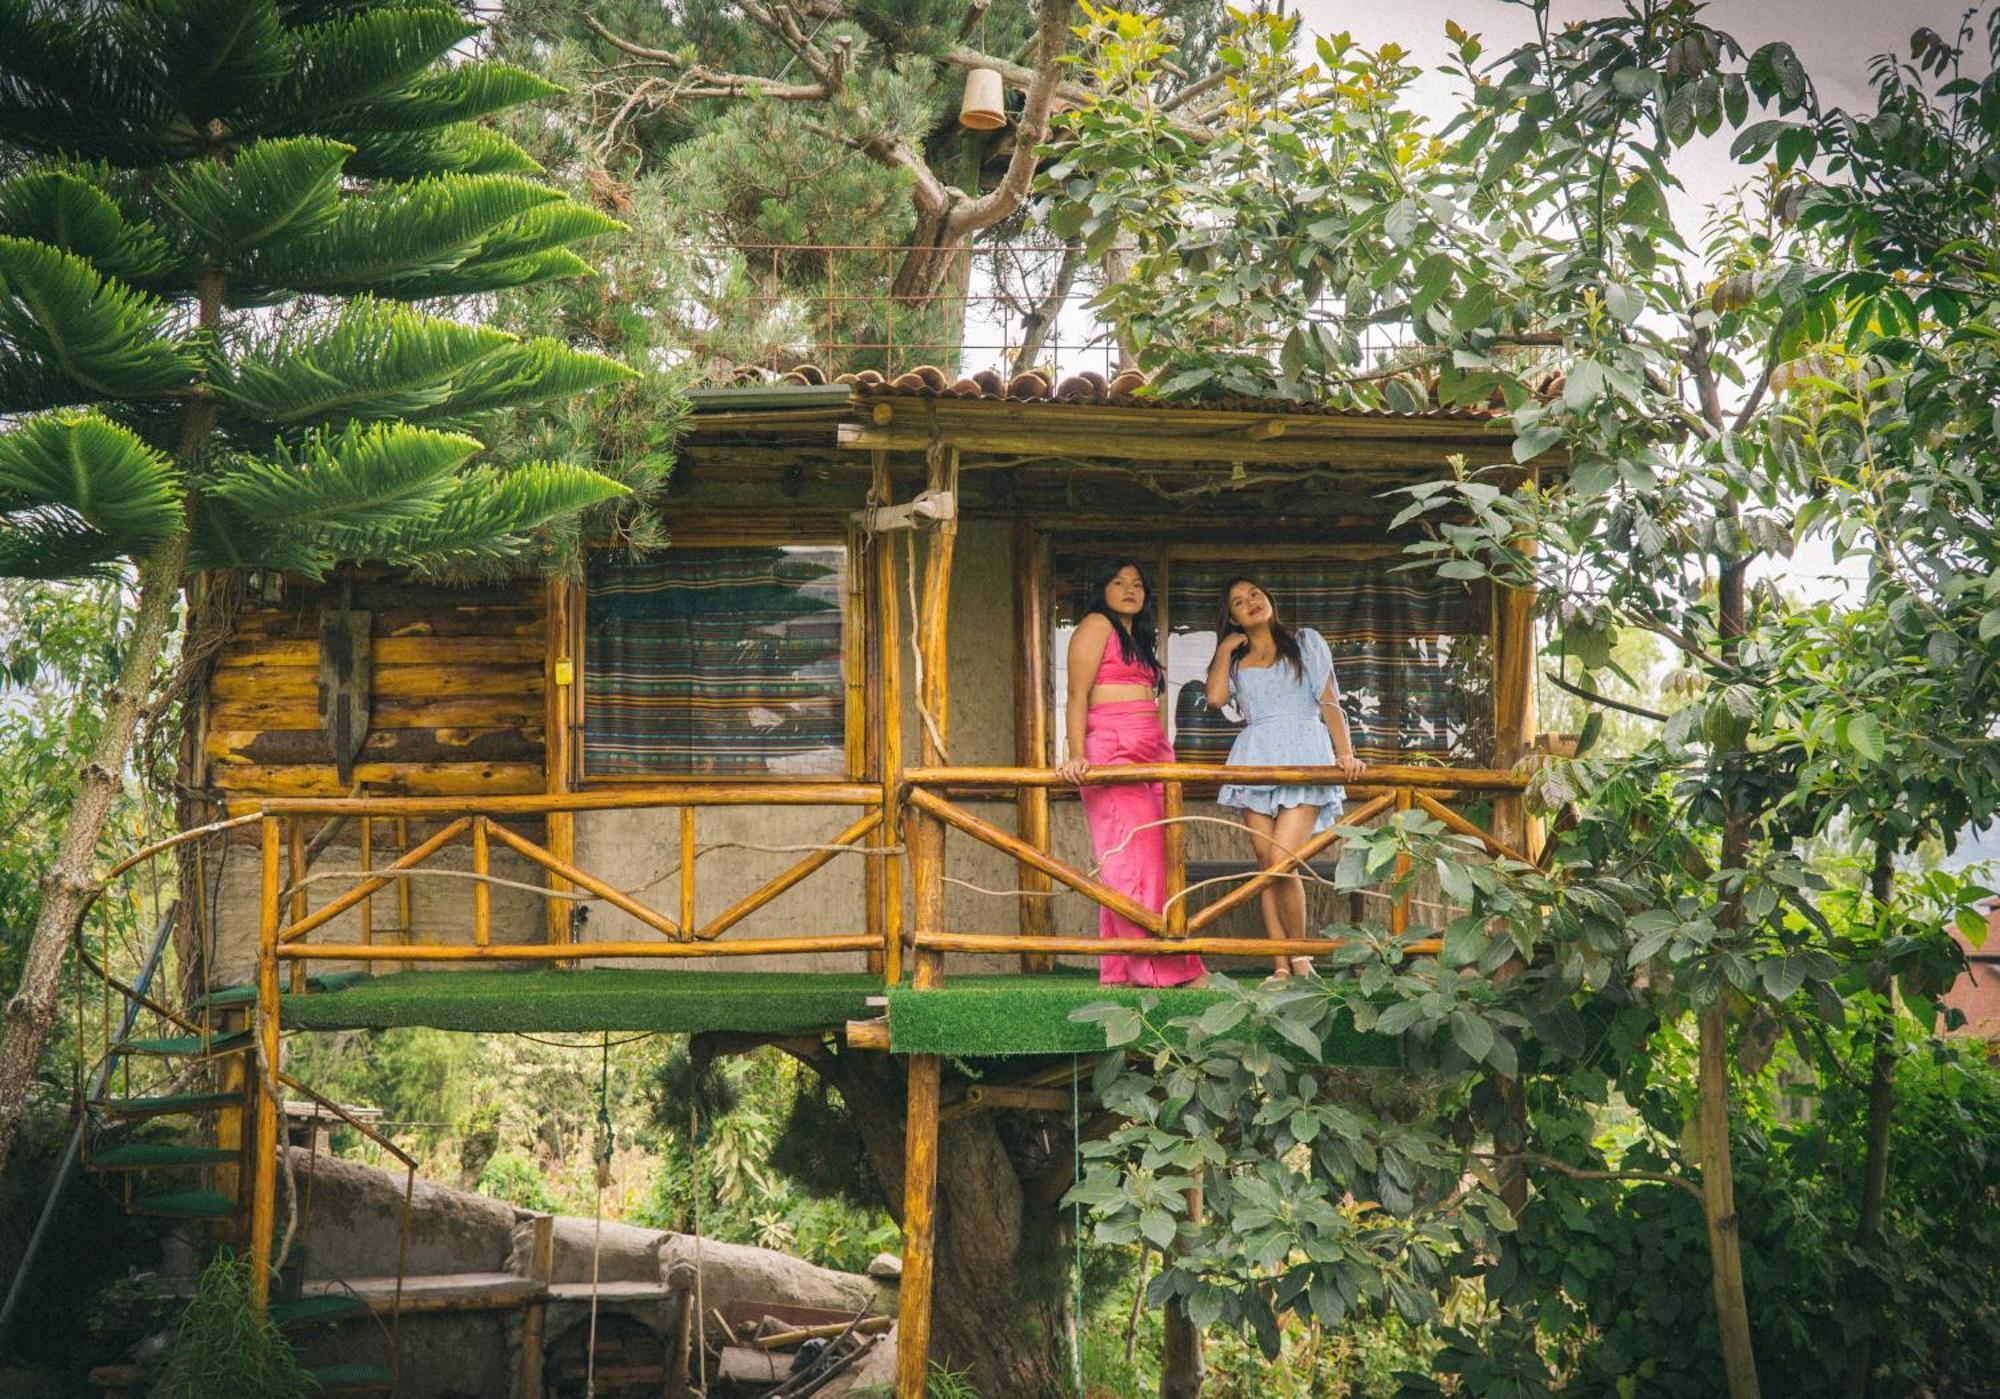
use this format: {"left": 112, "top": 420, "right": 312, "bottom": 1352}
{"left": 959, "top": 67, "right": 1006, "bottom": 130}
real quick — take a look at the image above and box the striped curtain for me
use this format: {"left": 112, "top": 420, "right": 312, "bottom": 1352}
{"left": 583, "top": 546, "right": 848, "bottom": 776}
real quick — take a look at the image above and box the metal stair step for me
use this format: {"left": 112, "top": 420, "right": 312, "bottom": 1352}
{"left": 87, "top": 1143, "right": 236, "bottom": 1170}
{"left": 270, "top": 1294, "right": 372, "bottom": 1330}
{"left": 111, "top": 1030, "right": 252, "bottom": 1058}
{"left": 128, "top": 1189, "right": 239, "bottom": 1220}
{"left": 307, "top": 1362, "right": 394, "bottom": 1392}
{"left": 100, "top": 1091, "right": 238, "bottom": 1119}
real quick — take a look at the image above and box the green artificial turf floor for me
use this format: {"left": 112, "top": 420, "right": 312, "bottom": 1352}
{"left": 276, "top": 967, "right": 1397, "bottom": 1062}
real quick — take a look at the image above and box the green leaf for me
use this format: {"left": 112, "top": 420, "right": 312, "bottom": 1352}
{"left": 162, "top": 136, "right": 351, "bottom": 254}
{"left": 204, "top": 423, "right": 482, "bottom": 528}
{"left": 0, "top": 237, "right": 194, "bottom": 403}
{"left": 0, "top": 409, "right": 181, "bottom": 554}
{"left": 1449, "top": 1010, "right": 1494, "bottom": 1063}
{"left": 1197, "top": 999, "right": 1249, "bottom": 1036}
{"left": 1140, "top": 1207, "right": 1178, "bottom": 1250}
{"left": 1845, "top": 712, "right": 1884, "bottom": 763}
{"left": 1512, "top": 422, "right": 1563, "bottom": 463}
{"left": 0, "top": 167, "right": 174, "bottom": 285}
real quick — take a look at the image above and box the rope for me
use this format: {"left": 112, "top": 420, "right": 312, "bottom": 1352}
{"left": 906, "top": 529, "right": 950, "bottom": 760}
{"left": 691, "top": 1091, "right": 708, "bottom": 1396}
{"left": 585, "top": 1033, "right": 611, "bottom": 1399}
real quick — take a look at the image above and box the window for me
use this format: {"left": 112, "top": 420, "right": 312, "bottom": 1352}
{"left": 583, "top": 544, "right": 850, "bottom": 777}
{"left": 1051, "top": 549, "right": 1492, "bottom": 766}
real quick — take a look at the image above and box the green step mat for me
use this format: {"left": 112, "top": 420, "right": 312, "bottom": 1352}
{"left": 271, "top": 1294, "right": 371, "bottom": 1329}
{"left": 100, "top": 1091, "right": 238, "bottom": 1119}
{"left": 112, "top": 1030, "right": 252, "bottom": 1057}
{"left": 88, "top": 1143, "right": 236, "bottom": 1169}
{"left": 309, "top": 1362, "right": 393, "bottom": 1391}
{"left": 129, "top": 1189, "right": 237, "bottom": 1219}
{"left": 200, "top": 971, "right": 368, "bottom": 1009}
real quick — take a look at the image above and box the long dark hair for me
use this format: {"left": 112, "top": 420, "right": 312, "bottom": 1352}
{"left": 1082, "top": 558, "right": 1164, "bottom": 690}
{"left": 1216, "top": 575, "right": 1302, "bottom": 678}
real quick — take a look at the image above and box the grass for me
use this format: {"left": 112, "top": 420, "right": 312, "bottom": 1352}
{"left": 277, "top": 968, "right": 1398, "bottom": 1063}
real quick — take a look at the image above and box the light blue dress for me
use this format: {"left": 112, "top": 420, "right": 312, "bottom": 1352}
{"left": 1216, "top": 627, "right": 1346, "bottom": 833}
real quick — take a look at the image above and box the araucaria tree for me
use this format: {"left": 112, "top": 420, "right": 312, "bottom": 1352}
{"left": 0, "top": 0, "right": 634, "bottom": 1171}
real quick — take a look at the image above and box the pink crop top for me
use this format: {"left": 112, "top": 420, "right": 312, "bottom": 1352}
{"left": 1094, "top": 642, "right": 1157, "bottom": 689}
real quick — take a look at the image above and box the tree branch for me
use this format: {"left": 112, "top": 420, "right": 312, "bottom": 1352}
{"left": 1477, "top": 1149, "right": 1704, "bottom": 1202}
{"left": 1544, "top": 667, "right": 1669, "bottom": 723}
{"left": 945, "top": 0, "right": 1074, "bottom": 237}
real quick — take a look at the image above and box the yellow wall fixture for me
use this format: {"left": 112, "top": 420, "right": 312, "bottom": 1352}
{"left": 959, "top": 68, "right": 1006, "bottom": 130}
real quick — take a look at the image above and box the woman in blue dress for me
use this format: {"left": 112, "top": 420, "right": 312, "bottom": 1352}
{"left": 1204, "top": 576, "right": 1367, "bottom": 977}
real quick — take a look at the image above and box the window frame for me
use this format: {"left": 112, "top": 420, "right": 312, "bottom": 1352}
{"left": 575, "top": 519, "right": 868, "bottom": 786}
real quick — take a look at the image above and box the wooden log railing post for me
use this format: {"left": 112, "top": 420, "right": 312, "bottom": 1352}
{"left": 395, "top": 816, "right": 413, "bottom": 940}
{"left": 359, "top": 814, "right": 373, "bottom": 946}
{"left": 678, "top": 807, "right": 697, "bottom": 940}
{"left": 286, "top": 816, "right": 306, "bottom": 993}
{"left": 472, "top": 815, "right": 491, "bottom": 947}
{"left": 874, "top": 451, "right": 905, "bottom": 985}
{"left": 896, "top": 1048, "right": 943, "bottom": 1399}
{"left": 1012, "top": 519, "right": 1055, "bottom": 971}
{"left": 513, "top": 1213, "right": 555, "bottom": 1399}
{"left": 249, "top": 816, "right": 281, "bottom": 1312}
{"left": 544, "top": 575, "right": 578, "bottom": 948}
{"left": 1390, "top": 786, "right": 1414, "bottom": 937}
{"left": 1162, "top": 779, "right": 1188, "bottom": 939}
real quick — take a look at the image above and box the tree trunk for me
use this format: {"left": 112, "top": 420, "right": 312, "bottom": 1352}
{"left": 1842, "top": 837, "right": 1898, "bottom": 1399}
{"left": 1702, "top": 502, "right": 1761, "bottom": 1398}
{"left": 0, "top": 534, "right": 189, "bottom": 1173}
{"left": 1697, "top": 1001, "right": 1760, "bottom": 1398}
{"left": 1161, "top": 1298, "right": 1206, "bottom": 1399}
{"left": 831, "top": 1051, "right": 1068, "bottom": 1397}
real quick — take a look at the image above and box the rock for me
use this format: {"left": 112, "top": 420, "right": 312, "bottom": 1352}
{"left": 865, "top": 1252, "right": 902, "bottom": 1280}
{"left": 283, "top": 1146, "right": 517, "bottom": 1278}
{"left": 659, "top": 1235, "right": 876, "bottom": 1317}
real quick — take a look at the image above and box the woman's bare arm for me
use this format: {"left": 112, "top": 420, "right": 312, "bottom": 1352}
{"left": 1058, "top": 615, "right": 1111, "bottom": 781}
{"left": 1320, "top": 678, "right": 1365, "bottom": 778}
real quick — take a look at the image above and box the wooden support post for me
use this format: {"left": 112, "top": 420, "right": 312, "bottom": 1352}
{"left": 544, "top": 577, "right": 578, "bottom": 946}
{"left": 1012, "top": 520, "right": 1055, "bottom": 971}
{"left": 359, "top": 815, "right": 373, "bottom": 946}
{"left": 1390, "top": 786, "right": 1413, "bottom": 937}
{"left": 678, "top": 807, "right": 697, "bottom": 938}
{"left": 395, "top": 817, "right": 412, "bottom": 941}
{"left": 1490, "top": 552, "right": 1538, "bottom": 860}
{"left": 213, "top": 1004, "right": 247, "bottom": 1224}
{"left": 472, "top": 816, "right": 491, "bottom": 947}
{"left": 874, "top": 452, "right": 905, "bottom": 985}
{"left": 249, "top": 817, "right": 282, "bottom": 1312}
{"left": 513, "top": 1213, "right": 554, "bottom": 1399}
{"left": 1163, "top": 780, "right": 1188, "bottom": 939}
{"left": 896, "top": 1051, "right": 943, "bottom": 1399}
{"left": 286, "top": 816, "right": 306, "bottom": 993}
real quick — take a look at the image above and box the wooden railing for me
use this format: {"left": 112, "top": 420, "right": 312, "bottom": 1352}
{"left": 899, "top": 762, "right": 1533, "bottom": 976}
{"left": 257, "top": 786, "right": 888, "bottom": 973}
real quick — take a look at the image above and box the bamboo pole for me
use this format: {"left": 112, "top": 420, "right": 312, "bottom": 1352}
{"left": 895, "top": 1051, "right": 942, "bottom": 1399}
{"left": 1187, "top": 793, "right": 1395, "bottom": 932}
{"left": 1012, "top": 519, "right": 1054, "bottom": 971}
{"left": 912, "top": 932, "right": 1441, "bottom": 959}
{"left": 1390, "top": 787, "right": 1414, "bottom": 937}
{"left": 471, "top": 816, "right": 491, "bottom": 947}
{"left": 249, "top": 817, "right": 281, "bottom": 1313}
{"left": 395, "top": 817, "right": 412, "bottom": 939}
{"left": 281, "top": 817, "right": 472, "bottom": 943}
{"left": 697, "top": 810, "right": 882, "bottom": 941}
{"left": 278, "top": 936, "right": 883, "bottom": 962}
{"left": 286, "top": 816, "right": 306, "bottom": 993}
{"left": 907, "top": 444, "right": 958, "bottom": 992}
{"left": 904, "top": 763, "right": 1525, "bottom": 791}
{"left": 1162, "top": 780, "right": 1188, "bottom": 939}
{"left": 485, "top": 818, "right": 680, "bottom": 941}
{"left": 678, "top": 807, "right": 697, "bottom": 939}
{"left": 359, "top": 815, "right": 373, "bottom": 946}
{"left": 845, "top": 1018, "right": 891, "bottom": 1050}
{"left": 874, "top": 452, "right": 905, "bottom": 985}
{"left": 1411, "top": 790, "right": 1533, "bottom": 868}
{"left": 260, "top": 784, "right": 884, "bottom": 816}
{"left": 544, "top": 576, "right": 577, "bottom": 947}
{"left": 908, "top": 786, "right": 1163, "bottom": 935}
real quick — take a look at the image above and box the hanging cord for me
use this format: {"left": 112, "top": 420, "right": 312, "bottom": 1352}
{"left": 585, "top": 1033, "right": 612, "bottom": 1399}
{"left": 904, "top": 529, "right": 950, "bottom": 760}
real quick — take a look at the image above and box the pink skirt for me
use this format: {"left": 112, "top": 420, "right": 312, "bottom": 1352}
{"left": 1080, "top": 701, "right": 1206, "bottom": 987}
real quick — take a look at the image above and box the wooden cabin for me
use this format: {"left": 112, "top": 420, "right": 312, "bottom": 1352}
{"left": 178, "top": 366, "right": 1546, "bottom": 1393}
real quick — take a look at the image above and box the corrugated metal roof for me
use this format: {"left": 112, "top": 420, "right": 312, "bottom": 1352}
{"left": 688, "top": 364, "right": 1518, "bottom": 421}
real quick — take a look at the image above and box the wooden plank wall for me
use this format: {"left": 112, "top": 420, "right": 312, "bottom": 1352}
{"left": 203, "top": 576, "right": 548, "bottom": 799}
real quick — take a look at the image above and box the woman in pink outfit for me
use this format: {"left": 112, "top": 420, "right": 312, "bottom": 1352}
{"left": 1055, "top": 561, "right": 1206, "bottom": 987}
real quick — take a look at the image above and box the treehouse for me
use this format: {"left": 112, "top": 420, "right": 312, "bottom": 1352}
{"left": 152, "top": 364, "right": 1550, "bottom": 1394}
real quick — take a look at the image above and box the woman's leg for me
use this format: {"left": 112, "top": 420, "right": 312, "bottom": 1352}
{"left": 1243, "top": 810, "right": 1290, "bottom": 976}
{"left": 1269, "top": 803, "right": 1320, "bottom": 975}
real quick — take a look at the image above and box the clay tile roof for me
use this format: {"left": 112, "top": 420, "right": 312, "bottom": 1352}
{"left": 718, "top": 362, "right": 1529, "bottom": 419}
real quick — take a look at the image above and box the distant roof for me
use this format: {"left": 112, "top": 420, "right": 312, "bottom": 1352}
{"left": 686, "top": 363, "right": 1522, "bottom": 422}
